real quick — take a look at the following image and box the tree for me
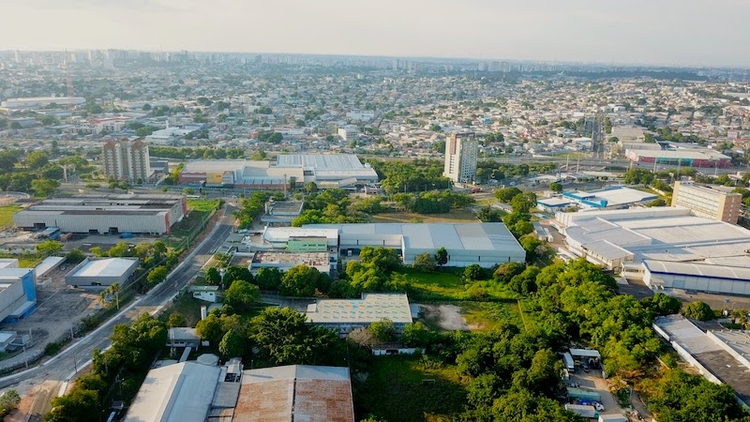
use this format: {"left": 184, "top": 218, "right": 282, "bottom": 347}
{"left": 642, "top": 292, "right": 682, "bottom": 316}
{"left": 255, "top": 267, "right": 283, "bottom": 290}
{"left": 493, "top": 262, "right": 526, "bottom": 283}
{"left": 166, "top": 313, "right": 187, "bottom": 328}
{"left": 360, "top": 246, "right": 401, "bottom": 272}
{"left": 36, "top": 240, "right": 63, "bottom": 256}
{"left": 435, "top": 247, "right": 448, "bottom": 267}
{"left": 520, "top": 235, "right": 544, "bottom": 263}
{"left": 251, "top": 307, "right": 342, "bottom": 366}
{"left": 400, "top": 322, "right": 432, "bottom": 348}
{"left": 549, "top": 182, "right": 563, "bottom": 193}
{"left": 147, "top": 265, "right": 169, "bottom": 286}
{"left": 476, "top": 205, "right": 504, "bottom": 222}
{"left": 31, "top": 178, "right": 60, "bottom": 197}
{"left": 368, "top": 319, "right": 396, "bottom": 343}
{"left": 219, "top": 329, "right": 246, "bottom": 359}
{"left": 304, "top": 182, "right": 318, "bottom": 193}
{"left": 224, "top": 280, "right": 260, "bottom": 311}
{"left": 412, "top": 252, "right": 436, "bottom": 272}
{"left": 682, "top": 301, "right": 715, "bottom": 321}
{"left": 26, "top": 151, "right": 49, "bottom": 170}
{"left": 205, "top": 267, "right": 221, "bottom": 286}
{"left": 46, "top": 388, "right": 100, "bottom": 422}
{"left": 195, "top": 314, "right": 224, "bottom": 346}
{"left": 495, "top": 187, "right": 522, "bottom": 203}
{"left": 464, "top": 264, "right": 486, "bottom": 281}
{"left": 0, "top": 389, "right": 20, "bottom": 417}
{"left": 280, "top": 265, "right": 320, "bottom": 297}
{"left": 66, "top": 249, "right": 87, "bottom": 264}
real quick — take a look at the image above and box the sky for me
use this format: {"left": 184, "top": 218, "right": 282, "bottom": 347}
{"left": 1, "top": 0, "right": 748, "bottom": 67}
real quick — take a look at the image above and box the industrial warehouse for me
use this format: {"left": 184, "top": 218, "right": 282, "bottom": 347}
{"left": 13, "top": 194, "right": 187, "bottom": 235}
{"left": 245, "top": 223, "right": 526, "bottom": 269}
{"left": 555, "top": 207, "right": 750, "bottom": 295}
{"left": 0, "top": 260, "right": 36, "bottom": 323}
{"left": 64, "top": 258, "right": 140, "bottom": 288}
{"left": 178, "top": 154, "right": 379, "bottom": 189}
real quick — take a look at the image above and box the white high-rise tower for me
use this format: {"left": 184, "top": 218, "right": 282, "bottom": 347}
{"left": 443, "top": 132, "right": 478, "bottom": 183}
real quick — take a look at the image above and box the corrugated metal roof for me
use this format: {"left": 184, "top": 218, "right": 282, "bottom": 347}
{"left": 307, "top": 293, "right": 412, "bottom": 325}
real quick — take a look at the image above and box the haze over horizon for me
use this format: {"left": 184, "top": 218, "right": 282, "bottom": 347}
{"left": 3, "top": 0, "right": 749, "bottom": 68}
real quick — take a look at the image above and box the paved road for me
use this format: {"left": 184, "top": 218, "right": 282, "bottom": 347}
{"left": 0, "top": 204, "right": 236, "bottom": 406}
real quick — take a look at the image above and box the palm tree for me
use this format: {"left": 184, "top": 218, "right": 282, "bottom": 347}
{"left": 110, "top": 283, "right": 121, "bottom": 310}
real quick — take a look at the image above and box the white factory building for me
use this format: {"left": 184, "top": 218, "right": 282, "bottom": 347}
{"left": 64, "top": 258, "right": 139, "bottom": 288}
{"left": 14, "top": 194, "right": 187, "bottom": 235}
{"left": 0, "top": 96, "right": 86, "bottom": 110}
{"left": 179, "top": 154, "right": 378, "bottom": 189}
{"left": 555, "top": 207, "right": 750, "bottom": 295}
{"left": 0, "top": 260, "right": 37, "bottom": 323}
{"left": 248, "top": 223, "right": 526, "bottom": 269}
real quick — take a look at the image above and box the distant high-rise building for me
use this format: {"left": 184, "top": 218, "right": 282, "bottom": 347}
{"left": 443, "top": 132, "right": 478, "bottom": 183}
{"left": 14, "top": 50, "right": 20, "bottom": 63}
{"left": 103, "top": 139, "right": 151, "bottom": 182}
{"left": 672, "top": 181, "right": 742, "bottom": 224}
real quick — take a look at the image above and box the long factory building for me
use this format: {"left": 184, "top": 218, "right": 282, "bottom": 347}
{"left": 555, "top": 207, "right": 750, "bottom": 296}
{"left": 13, "top": 194, "right": 187, "bottom": 235}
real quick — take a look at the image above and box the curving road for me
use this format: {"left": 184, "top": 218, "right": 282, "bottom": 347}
{"left": 0, "top": 203, "right": 236, "bottom": 417}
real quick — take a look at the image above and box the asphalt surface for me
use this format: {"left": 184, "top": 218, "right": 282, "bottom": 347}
{"left": 0, "top": 204, "right": 236, "bottom": 397}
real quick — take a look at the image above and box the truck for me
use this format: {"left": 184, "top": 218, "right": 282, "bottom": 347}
{"left": 564, "top": 404, "right": 598, "bottom": 419}
{"left": 567, "top": 387, "right": 601, "bottom": 402}
{"left": 562, "top": 352, "right": 575, "bottom": 371}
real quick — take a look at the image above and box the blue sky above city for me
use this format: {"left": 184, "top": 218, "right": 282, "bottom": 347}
{"left": 2, "top": 0, "right": 748, "bottom": 67}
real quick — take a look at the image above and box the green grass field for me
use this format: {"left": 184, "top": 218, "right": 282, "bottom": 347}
{"left": 0, "top": 205, "right": 21, "bottom": 228}
{"left": 187, "top": 198, "right": 221, "bottom": 213}
{"left": 359, "top": 355, "right": 466, "bottom": 422}
{"left": 461, "top": 301, "right": 524, "bottom": 331}
{"left": 371, "top": 209, "right": 478, "bottom": 224}
{"left": 399, "top": 268, "right": 519, "bottom": 302}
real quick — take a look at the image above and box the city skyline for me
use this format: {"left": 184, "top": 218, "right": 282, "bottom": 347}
{"left": 2, "top": 0, "right": 749, "bottom": 68}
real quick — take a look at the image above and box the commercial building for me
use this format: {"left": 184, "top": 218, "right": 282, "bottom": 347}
{"left": 443, "top": 132, "right": 478, "bottom": 183}
{"left": 0, "top": 261, "right": 36, "bottom": 323}
{"left": 556, "top": 207, "right": 750, "bottom": 295}
{"left": 312, "top": 223, "right": 526, "bottom": 268}
{"left": 179, "top": 154, "right": 378, "bottom": 189}
{"left": 124, "top": 360, "right": 242, "bottom": 422}
{"left": 337, "top": 125, "right": 360, "bottom": 141}
{"left": 625, "top": 148, "right": 731, "bottom": 168}
{"left": 307, "top": 293, "right": 413, "bottom": 336}
{"left": 672, "top": 181, "right": 742, "bottom": 224}
{"left": 653, "top": 315, "right": 750, "bottom": 408}
{"left": 260, "top": 200, "right": 304, "bottom": 226}
{"left": 0, "top": 96, "right": 86, "bottom": 110}
{"left": 249, "top": 251, "right": 332, "bottom": 275}
{"left": 559, "top": 186, "right": 658, "bottom": 210}
{"left": 14, "top": 194, "right": 186, "bottom": 235}
{"left": 125, "top": 361, "right": 354, "bottom": 422}
{"left": 236, "top": 365, "right": 354, "bottom": 422}
{"left": 102, "top": 138, "right": 152, "bottom": 181}
{"left": 64, "top": 258, "right": 139, "bottom": 288}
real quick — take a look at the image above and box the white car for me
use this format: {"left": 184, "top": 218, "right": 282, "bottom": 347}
{"left": 594, "top": 402, "right": 605, "bottom": 411}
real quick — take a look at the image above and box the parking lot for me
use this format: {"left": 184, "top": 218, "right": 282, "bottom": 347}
{"left": 566, "top": 366, "right": 626, "bottom": 419}
{"left": 0, "top": 264, "right": 101, "bottom": 359}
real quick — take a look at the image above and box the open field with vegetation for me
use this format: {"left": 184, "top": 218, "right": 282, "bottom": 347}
{"left": 398, "top": 267, "right": 519, "bottom": 302}
{"left": 370, "top": 210, "right": 477, "bottom": 224}
{"left": 0, "top": 204, "right": 21, "bottom": 228}
{"left": 358, "top": 356, "right": 466, "bottom": 422}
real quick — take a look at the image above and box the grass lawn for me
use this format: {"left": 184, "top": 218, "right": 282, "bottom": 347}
{"left": 0, "top": 204, "right": 21, "bottom": 228}
{"left": 371, "top": 209, "right": 477, "bottom": 224}
{"left": 164, "top": 294, "right": 204, "bottom": 327}
{"left": 399, "top": 268, "right": 519, "bottom": 302}
{"left": 358, "top": 355, "right": 466, "bottom": 422}
{"left": 461, "top": 301, "right": 524, "bottom": 331}
{"left": 187, "top": 198, "right": 221, "bottom": 213}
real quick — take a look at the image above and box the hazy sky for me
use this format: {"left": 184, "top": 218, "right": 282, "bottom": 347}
{"left": 2, "top": 0, "right": 748, "bottom": 67}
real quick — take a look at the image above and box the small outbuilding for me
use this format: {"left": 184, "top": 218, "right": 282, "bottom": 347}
{"left": 64, "top": 257, "right": 139, "bottom": 288}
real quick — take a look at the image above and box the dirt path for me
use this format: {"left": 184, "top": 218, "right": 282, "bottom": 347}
{"left": 419, "top": 304, "right": 469, "bottom": 331}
